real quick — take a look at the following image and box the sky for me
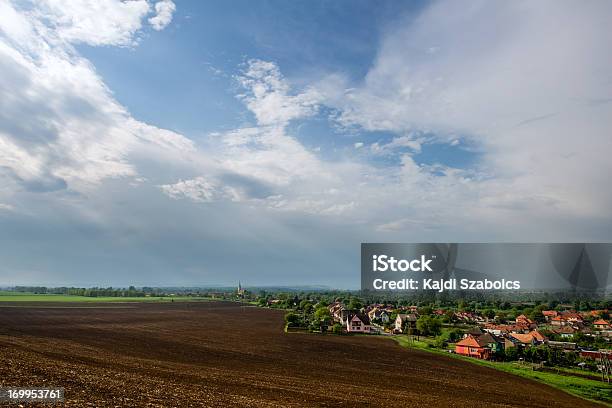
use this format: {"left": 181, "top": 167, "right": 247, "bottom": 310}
{"left": 0, "top": 0, "right": 611, "bottom": 288}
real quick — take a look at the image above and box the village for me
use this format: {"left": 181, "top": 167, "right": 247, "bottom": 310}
{"left": 257, "top": 290, "right": 612, "bottom": 382}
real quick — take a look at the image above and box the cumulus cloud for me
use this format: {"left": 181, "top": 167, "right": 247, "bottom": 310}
{"left": 236, "top": 60, "right": 321, "bottom": 127}
{"left": 160, "top": 60, "right": 349, "bottom": 215}
{"left": 0, "top": 0, "right": 190, "bottom": 196}
{"left": 320, "top": 0, "right": 612, "bottom": 223}
{"left": 1, "top": 0, "right": 611, "bottom": 287}
{"left": 32, "top": 0, "right": 151, "bottom": 46}
{"left": 370, "top": 134, "right": 423, "bottom": 155}
{"left": 148, "top": 0, "right": 176, "bottom": 31}
{"left": 160, "top": 176, "right": 241, "bottom": 203}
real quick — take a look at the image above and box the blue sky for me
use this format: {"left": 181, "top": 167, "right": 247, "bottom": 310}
{"left": 0, "top": 0, "right": 611, "bottom": 288}
{"left": 78, "top": 1, "right": 429, "bottom": 160}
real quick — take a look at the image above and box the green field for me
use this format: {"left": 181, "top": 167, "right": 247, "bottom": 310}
{"left": 393, "top": 335, "right": 612, "bottom": 406}
{"left": 0, "top": 291, "right": 213, "bottom": 303}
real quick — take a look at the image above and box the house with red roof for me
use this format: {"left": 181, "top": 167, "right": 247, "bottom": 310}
{"left": 589, "top": 309, "right": 608, "bottom": 317}
{"left": 560, "top": 311, "right": 584, "bottom": 324}
{"left": 528, "top": 330, "right": 547, "bottom": 343}
{"left": 594, "top": 319, "right": 610, "bottom": 330}
{"left": 515, "top": 314, "right": 537, "bottom": 329}
{"left": 580, "top": 350, "right": 612, "bottom": 361}
{"left": 455, "top": 335, "right": 491, "bottom": 359}
{"left": 509, "top": 333, "right": 536, "bottom": 347}
{"left": 550, "top": 315, "right": 565, "bottom": 326}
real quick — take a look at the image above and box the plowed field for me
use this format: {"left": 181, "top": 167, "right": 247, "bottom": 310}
{"left": 0, "top": 301, "right": 602, "bottom": 407}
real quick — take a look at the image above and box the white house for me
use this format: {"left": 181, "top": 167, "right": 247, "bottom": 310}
{"left": 345, "top": 313, "right": 372, "bottom": 333}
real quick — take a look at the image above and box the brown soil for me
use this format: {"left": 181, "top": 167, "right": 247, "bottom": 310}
{"left": 0, "top": 301, "right": 602, "bottom": 407}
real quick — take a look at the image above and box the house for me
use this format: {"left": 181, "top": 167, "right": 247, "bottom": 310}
{"left": 455, "top": 335, "right": 491, "bottom": 359}
{"left": 328, "top": 302, "right": 344, "bottom": 321}
{"left": 345, "top": 312, "right": 371, "bottom": 333}
{"left": 547, "top": 341, "right": 577, "bottom": 351}
{"left": 483, "top": 324, "right": 505, "bottom": 336}
{"left": 553, "top": 325, "right": 577, "bottom": 339}
{"left": 551, "top": 316, "right": 566, "bottom": 326}
{"left": 515, "top": 315, "right": 537, "bottom": 329}
{"left": 503, "top": 337, "right": 516, "bottom": 350}
{"left": 542, "top": 310, "right": 558, "bottom": 321}
{"left": 560, "top": 311, "right": 584, "bottom": 324}
{"left": 340, "top": 309, "right": 359, "bottom": 324}
{"left": 594, "top": 319, "right": 610, "bottom": 330}
{"left": 454, "top": 311, "right": 478, "bottom": 323}
{"left": 508, "top": 330, "right": 546, "bottom": 347}
{"left": 466, "top": 326, "right": 483, "bottom": 337}
{"left": 588, "top": 309, "right": 608, "bottom": 318}
{"left": 528, "top": 330, "right": 547, "bottom": 343}
{"left": 483, "top": 324, "right": 520, "bottom": 336}
{"left": 580, "top": 350, "right": 612, "bottom": 361}
{"left": 367, "top": 307, "right": 390, "bottom": 324}
{"left": 395, "top": 313, "right": 418, "bottom": 333}
{"left": 478, "top": 332, "right": 504, "bottom": 355}
{"left": 509, "top": 333, "right": 536, "bottom": 347}
{"left": 378, "top": 310, "right": 390, "bottom": 323}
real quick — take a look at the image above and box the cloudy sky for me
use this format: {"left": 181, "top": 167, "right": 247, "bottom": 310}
{"left": 0, "top": 0, "right": 611, "bottom": 288}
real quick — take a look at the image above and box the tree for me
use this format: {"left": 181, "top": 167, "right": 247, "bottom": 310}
{"left": 446, "top": 328, "right": 463, "bottom": 343}
{"left": 315, "top": 300, "right": 327, "bottom": 309}
{"left": 314, "top": 307, "right": 331, "bottom": 321}
{"left": 285, "top": 312, "right": 300, "bottom": 327}
{"left": 433, "top": 335, "right": 447, "bottom": 349}
{"left": 504, "top": 346, "right": 519, "bottom": 361}
{"left": 530, "top": 308, "right": 544, "bottom": 323}
{"left": 348, "top": 298, "right": 363, "bottom": 310}
{"left": 484, "top": 309, "right": 496, "bottom": 319}
{"left": 496, "top": 311, "right": 508, "bottom": 323}
{"left": 416, "top": 316, "right": 442, "bottom": 337}
{"left": 418, "top": 306, "right": 433, "bottom": 316}
{"left": 445, "top": 310, "right": 456, "bottom": 323}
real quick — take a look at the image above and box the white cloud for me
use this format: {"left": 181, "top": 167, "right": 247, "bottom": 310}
{"left": 370, "top": 135, "right": 422, "bottom": 155}
{"left": 160, "top": 176, "right": 241, "bottom": 203}
{"left": 160, "top": 61, "right": 345, "bottom": 214}
{"left": 3, "top": 0, "right": 611, "bottom": 257}
{"left": 148, "top": 0, "right": 176, "bottom": 31}
{"left": 320, "top": 0, "right": 612, "bottom": 223}
{"left": 0, "top": 0, "right": 191, "bottom": 195}
{"left": 236, "top": 59, "right": 321, "bottom": 127}
{"left": 32, "top": 0, "right": 151, "bottom": 46}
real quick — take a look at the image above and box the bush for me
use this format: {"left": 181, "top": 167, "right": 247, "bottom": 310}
{"left": 332, "top": 323, "right": 343, "bottom": 335}
{"left": 446, "top": 328, "right": 463, "bottom": 343}
{"left": 285, "top": 312, "right": 300, "bottom": 327}
{"left": 433, "top": 335, "right": 448, "bottom": 349}
{"left": 416, "top": 315, "right": 442, "bottom": 337}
